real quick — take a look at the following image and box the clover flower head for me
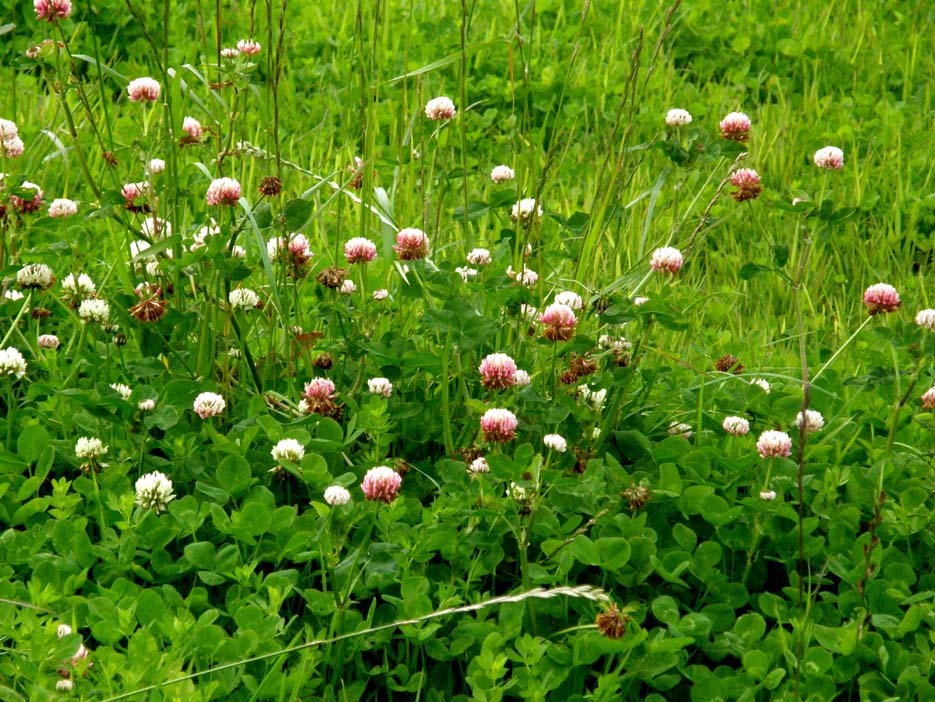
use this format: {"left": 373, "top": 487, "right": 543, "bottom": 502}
{"left": 756, "top": 430, "right": 792, "bottom": 458}
{"left": 48, "top": 198, "right": 78, "bottom": 218}
{"left": 75, "top": 436, "right": 107, "bottom": 459}
{"left": 237, "top": 38, "right": 261, "bottom": 55}
{"left": 324, "top": 485, "right": 351, "bottom": 505}
{"left": 271, "top": 438, "right": 305, "bottom": 463}
{"left": 78, "top": 298, "right": 110, "bottom": 324}
{"left": 0, "top": 347, "right": 28, "bottom": 379}
{"left": 228, "top": 287, "right": 259, "bottom": 311}
{"left": 650, "top": 246, "right": 683, "bottom": 274}
{"left": 543, "top": 433, "right": 567, "bottom": 452}
{"left": 467, "top": 248, "right": 492, "bottom": 266}
{"left": 17, "top": 263, "right": 55, "bottom": 290}
{"left": 863, "top": 283, "right": 900, "bottom": 315}
{"left": 393, "top": 228, "right": 429, "bottom": 260}
{"left": 193, "top": 391, "right": 225, "bottom": 419}
{"left": 813, "top": 146, "right": 844, "bottom": 170}
{"left": 367, "top": 377, "right": 393, "bottom": 398}
{"left": 127, "top": 77, "right": 161, "bottom": 103}
{"left": 490, "top": 165, "right": 515, "bottom": 183}
{"left": 206, "top": 177, "right": 241, "bottom": 206}
{"left": 795, "top": 409, "right": 824, "bottom": 434}
{"left": 425, "top": 96, "right": 456, "bottom": 120}
{"left": 480, "top": 408, "right": 519, "bottom": 443}
{"left": 719, "top": 111, "right": 751, "bottom": 141}
{"left": 665, "top": 108, "right": 692, "bottom": 126}
{"left": 722, "top": 416, "right": 750, "bottom": 436}
{"left": 344, "top": 237, "right": 377, "bottom": 264}
{"left": 134, "top": 471, "right": 175, "bottom": 512}
{"left": 479, "top": 353, "right": 518, "bottom": 390}
{"left": 361, "top": 466, "right": 402, "bottom": 502}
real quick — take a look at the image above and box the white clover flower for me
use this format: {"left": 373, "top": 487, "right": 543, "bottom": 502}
{"left": 506, "top": 265, "right": 538, "bottom": 288}
{"left": 543, "top": 433, "right": 567, "bottom": 452}
{"left": 62, "top": 273, "right": 96, "bottom": 300}
{"left": 339, "top": 279, "right": 356, "bottom": 295}
{"left": 4, "top": 290, "right": 24, "bottom": 302}
{"left": 266, "top": 236, "right": 283, "bottom": 259}
{"left": 0, "top": 347, "right": 28, "bottom": 379}
{"left": 324, "top": 485, "right": 351, "bottom": 506}
{"left": 456, "top": 266, "right": 478, "bottom": 282}
{"left": 140, "top": 216, "right": 171, "bottom": 239}
{"left": 138, "top": 398, "right": 156, "bottom": 412}
{"left": 0, "top": 119, "right": 18, "bottom": 141}
{"left": 17, "top": 263, "right": 55, "bottom": 290}
{"left": 668, "top": 421, "right": 693, "bottom": 439}
{"left": 78, "top": 298, "right": 110, "bottom": 324}
{"left": 56, "top": 624, "right": 73, "bottom": 639}
{"left": 511, "top": 197, "right": 542, "bottom": 223}
{"left": 230, "top": 245, "right": 246, "bottom": 258}
{"left": 467, "top": 248, "right": 492, "bottom": 266}
{"left": 373, "top": 289, "right": 389, "bottom": 300}
{"left": 367, "top": 377, "right": 393, "bottom": 398}
{"left": 722, "top": 416, "right": 750, "bottom": 436}
{"left": 512, "top": 369, "right": 531, "bottom": 386}
{"left": 795, "top": 409, "right": 825, "bottom": 434}
{"left": 191, "top": 219, "right": 221, "bottom": 249}
{"left": 468, "top": 457, "right": 490, "bottom": 475}
{"left": 579, "top": 385, "right": 607, "bottom": 412}
{"left": 633, "top": 296, "right": 649, "bottom": 306}
{"left": 48, "top": 198, "right": 78, "bottom": 218}
{"left": 598, "top": 334, "right": 632, "bottom": 355}
{"left": 228, "top": 288, "right": 259, "bottom": 310}
{"left": 193, "top": 391, "right": 225, "bottom": 419}
{"left": 760, "top": 490, "right": 777, "bottom": 501}
{"left": 134, "top": 471, "right": 175, "bottom": 513}
{"left": 37, "top": 334, "right": 60, "bottom": 350}
{"left": 751, "top": 378, "right": 771, "bottom": 394}
{"left": 519, "top": 304, "right": 538, "bottom": 321}
{"left": 915, "top": 309, "right": 935, "bottom": 330}
{"left": 507, "top": 481, "right": 529, "bottom": 502}
{"left": 148, "top": 158, "right": 166, "bottom": 174}
{"left": 553, "top": 291, "right": 583, "bottom": 310}
{"left": 665, "top": 108, "right": 692, "bottom": 126}
{"left": 425, "top": 96, "right": 456, "bottom": 120}
{"left": 490, "top": 165, "right": 515, "bottom": 183}
{"left": 75, "top": 437, "right": 107, "bottom": 459}
{"left": 813, "top": 146, "right": 844, "bottom": 170}
{"left": 109, "top": 383, "right": 132, "bottom": 400}
{"left": 271, "top": 438, "right": 305, "bottom": 463}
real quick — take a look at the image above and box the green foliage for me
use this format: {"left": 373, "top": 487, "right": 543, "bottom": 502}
{"left": 0, "top": 0, "right": 934, "bottom": 700}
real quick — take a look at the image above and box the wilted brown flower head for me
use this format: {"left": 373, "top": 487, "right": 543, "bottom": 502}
{"left": 572, "top": 447, "right": 593, "bottom": 474}
{"left": 622, "top": 482, "right": 652, "bottom": 511}
{"left": 393, "top": 459, "right": 412, "bottom": 478}
{"left": 312, "top": 353, "right": 333, "bottom": 369}
{"left": 258, "top": 176, "right": 283, "bottom": 197}
{"left": 715, "top": 354, "right": 744, "bottom": 374}
{"left": 129, "top": 284, "right": 167, "bottom": 323}
{"left": 596, "top": 603, "right": 630, "bottom": 640}
{"left": 569, "top": 352, "right": 598, "bottom": 379}
{"left": 316, "top": 266, "right": 347, "bottom": 289}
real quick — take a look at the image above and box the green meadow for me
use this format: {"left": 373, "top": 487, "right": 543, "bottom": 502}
{"left": 1, "top": 1, "right": 934, "bottom": 700}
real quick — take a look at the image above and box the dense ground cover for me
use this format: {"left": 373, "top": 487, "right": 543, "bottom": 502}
{"left": 1, "top": 0, "right": 934, "bottom": 700}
